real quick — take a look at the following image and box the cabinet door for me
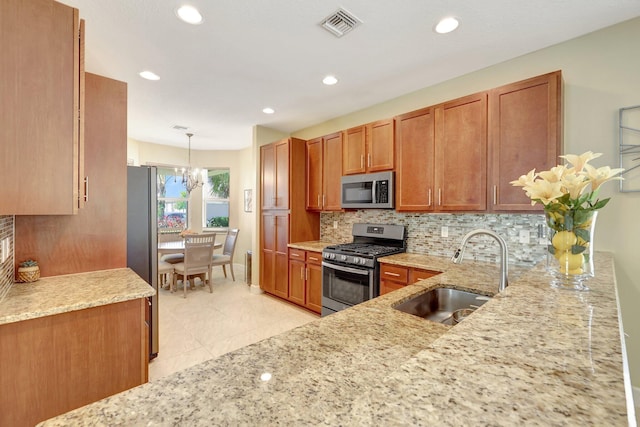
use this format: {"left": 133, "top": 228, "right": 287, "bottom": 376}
{"left": 0, "top": 0, "right": 82, "bottom": 215}
{"left": 306, "top": 260, "right": 323, "bottom": 313}
{"left": 395, "top": 107, "right": 435, "bottom": 211}
{"left": 260, "top": 213, "right": 276, "bottom": 294}
{"left": 380, "top": 279, "right": 406, "bottom": 296}
{"left": 274, "top": 213, "right": 290, "bottom": 299}
{"left": 435, "top": 93, "right": 488, "bottom": 211}
{"left": 489, "top": 71, "right": 562, "bottom": 211}
{"left": 306, "top": 138, "right": 323, "bottom": 211}
{"left": 367, "top": 119, "right": 394, "bottom": 172}
{"left": 343, "top": 126, "right": 366, "bottom": 175}
{"left": 260, "top": 144, "right": 276, "bottom": 210}
{"left": 288, "top": 258, "right": 305, "bottom": 306}
{"left": 322, "top": 132, "right": 343, "bottom": 211}
{"left": 275, "top": 140, "right": 290, "bottom": 209}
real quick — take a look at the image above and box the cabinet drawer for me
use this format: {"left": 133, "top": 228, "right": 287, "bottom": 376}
{"left": 306, "top": 251, "right": 322, "bottom": 265}
{"left": 380, "top": 264, "right": 409, "bottom": 283}
{"left": 289, "top": 248, "right": 306, "bottom": 261}
{"left": 409, "top": 268, "right": 441, "bottom": 284}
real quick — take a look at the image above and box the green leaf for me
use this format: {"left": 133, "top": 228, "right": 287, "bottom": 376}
{"left": 547, "top": 244, "right": 556, "bottom": 255}
{"left": 591, "top": 198, "right": 610, "bottom": 210}
{"left": 564, "top": 213, "right": 574, "bottom": 230}
{"left": 573, "top": 210, "right": 592, "bottom": 226}
{"left": 574, "top": 228, "right": 591, "bottom": 243}
{"left": 571, "top": 244, "right": 586, "bottom": 255}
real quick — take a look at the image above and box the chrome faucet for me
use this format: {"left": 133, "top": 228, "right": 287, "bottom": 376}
{"left": 451, "top": 229, "right": 509, "bottom": 292}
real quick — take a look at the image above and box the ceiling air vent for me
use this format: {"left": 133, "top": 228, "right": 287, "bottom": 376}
{"left": 320, "top": 8, "right": 362, "bottom": 38}
{"left": 171, "top": 124, "right": 189, "bottom": 131}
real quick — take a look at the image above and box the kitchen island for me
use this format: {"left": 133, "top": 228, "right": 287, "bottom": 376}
{"left": 1, "top": 268, "right": 155, "bottom": 427}
{"left": 38, "top": 253, "right": 633, "bottom": 426}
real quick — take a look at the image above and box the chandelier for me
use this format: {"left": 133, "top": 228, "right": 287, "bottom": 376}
{"left": 175, "top": 132, "right": 203, "bottom": 193}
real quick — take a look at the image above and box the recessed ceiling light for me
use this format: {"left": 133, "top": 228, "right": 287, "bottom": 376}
{"left": 435, "top": 17, "right": 459, "bottom": 34}
{"left": 322, "top": 75, "right": 338, "bottom": 85}
{"left": 262, "top": 107, "right": 275, "bottom": 114}
{"left": 176, "top": 5, "right": 203, "bottom": 25}
{"left": 139, "top": 70, "right": 160, "bottom": 81}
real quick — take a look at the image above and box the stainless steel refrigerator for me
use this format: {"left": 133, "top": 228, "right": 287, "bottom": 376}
{"left": 127, "top": 165, "right": 159, "bottom": 359}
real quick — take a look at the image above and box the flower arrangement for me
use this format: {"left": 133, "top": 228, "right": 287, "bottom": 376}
{"left": 510, "top": 151, "right": 624, "bottom": 288}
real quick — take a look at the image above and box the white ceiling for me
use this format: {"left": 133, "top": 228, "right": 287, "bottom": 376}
{"left": 60, "top": 0, "right": 640, "bottom": 151}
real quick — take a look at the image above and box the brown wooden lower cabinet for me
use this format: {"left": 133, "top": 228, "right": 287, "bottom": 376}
{"left": 380, "top": 263, "right": 441, "bottom": 295}
{"left": 287, "top": 248, "right": 322, "bottom": 314}
{"left": 0, "top": 298, "right": 148, "bottom": 427}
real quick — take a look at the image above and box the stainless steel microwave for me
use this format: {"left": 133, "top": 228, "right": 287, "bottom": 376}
{"left": 340, "top": 171, "right": 394, "bottom": 209}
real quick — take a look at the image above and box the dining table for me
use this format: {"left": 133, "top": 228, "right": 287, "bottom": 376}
{"left": 158, "top": 240, "right": 222, "bottom": 255}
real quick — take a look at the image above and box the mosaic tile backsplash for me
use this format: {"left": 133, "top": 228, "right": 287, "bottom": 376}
{"left": 320, "top": 211, "right": 547, "bottom": 267}
{"left": 0, "top": 215, "right": 14, "bottom": 303}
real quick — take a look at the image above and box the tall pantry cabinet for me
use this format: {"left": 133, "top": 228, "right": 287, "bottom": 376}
{"left": 260, "top": 138, "right": 319, "bottom": 298}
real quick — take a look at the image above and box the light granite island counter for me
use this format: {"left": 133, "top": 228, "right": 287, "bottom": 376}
{"left": 38, "top": 253, "right": 633, "bottom": 426}
{"left": 0, "top": 268, "right": 155, "bottom": 427}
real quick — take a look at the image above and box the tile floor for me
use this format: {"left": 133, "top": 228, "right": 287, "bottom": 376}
{"left": 149, "top": 267, "right": 319, "bottom": 381}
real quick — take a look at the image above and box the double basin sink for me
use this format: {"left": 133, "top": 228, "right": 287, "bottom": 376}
{"left": 394, "top": 287, "right": 492, "bottom": 325}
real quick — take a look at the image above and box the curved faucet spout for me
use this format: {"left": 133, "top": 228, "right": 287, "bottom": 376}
{"left": 451, "top": 229, "right": 509, "bottom": 292}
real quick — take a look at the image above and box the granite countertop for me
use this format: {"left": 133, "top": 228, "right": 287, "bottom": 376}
{"left": 39, "top": 252, "right": 631, "bottom": 426}
{"left": 287, "top": 240, "right": 338, "bottom": 252}
{"left": 0, "top": 268, "right": 155, "bottom": 325}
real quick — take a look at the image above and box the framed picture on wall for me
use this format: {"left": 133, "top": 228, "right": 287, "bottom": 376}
{"left": 244, "top": 189, "right": 252, "bottom": 212}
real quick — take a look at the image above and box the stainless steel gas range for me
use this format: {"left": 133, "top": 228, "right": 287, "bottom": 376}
{"left": 321, "top": 223, "right": 407, "bottom": 316}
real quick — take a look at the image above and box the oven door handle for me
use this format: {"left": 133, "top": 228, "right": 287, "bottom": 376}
{"left": 322, "top": 261, "right": 370, "bottom": 276}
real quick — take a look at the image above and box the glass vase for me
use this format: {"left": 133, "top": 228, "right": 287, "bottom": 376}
{"left": 545, "top": 210, "right": 597, "bottom": 291}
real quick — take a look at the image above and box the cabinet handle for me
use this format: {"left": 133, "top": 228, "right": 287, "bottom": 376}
{"left": 367, "top": 153, "right": 372, "bottom": 168}
{"left": 493, "top": 185, "right": 497, "bottom": 205}
{"left": 360, "top": 154, "right": 364, "bottom": 169}
{"left": 300, "top": 267, "right": 304, "bottom": 280}
{"left": 428, "top": 188, "right": 432, "bottom": 206}
{"left": 291, "top": 253, "right": 300, "bottom": 257}
{"left": 305, "top": 268, "right": 308, "bottom": 281}
{"left": 322, "top": 194, "right": 326, "bottom": 207}
{"left": 438, "top": 188, "right": 442, "bottom": 206}
{"left": 384, "top": 272, "right": 400, "bottom": 277}
{"left": 309, "top": 256, "right": 319, "bottom": 261}
{"left": 84, "top": 176, "right": 89, "bottom": 202}
{"left": 317, "top": 194, "right": 320, "bottom": 207}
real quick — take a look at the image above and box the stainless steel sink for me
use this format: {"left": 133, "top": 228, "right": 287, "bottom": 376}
{"left": 394, "top": 287, "right": 491, "bottom": 325}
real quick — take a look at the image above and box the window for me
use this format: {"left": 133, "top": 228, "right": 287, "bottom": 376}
{"left": 157, "top": 167, "right": 189, "bottom": 232}
{"left": 203, "top": 168, "right": 230, "bottom": 229}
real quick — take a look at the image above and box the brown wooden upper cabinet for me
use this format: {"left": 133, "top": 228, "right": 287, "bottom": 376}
{"left": 488, "top": 71, "right": 563, "bottom": 211}
{"left": 306, "top": 132, "right": 343, "bottom": 211}
{"left": 342, "top": 119, "right": 395, "bottom": 175}
{"left": 261, "top": 139, "right": 296, "bottom": 210}
{"left": 395, "top": 93, "right": 488, "bottom": 212}
{"left": 0, "top": 0, "right": 85, "bottom": 215}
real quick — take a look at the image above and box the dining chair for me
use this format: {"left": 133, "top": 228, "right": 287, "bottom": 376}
{"left": 211, "top": 229, "right": 240, "bottom": 281}
{"left": 172, "top": 233, "right": 216, "bottom": 298}
{"left": 158, "top": 232, "right": 184, "bottom": 264}
{"left": 158, "top": 260, "right": 174, "bottom": 290}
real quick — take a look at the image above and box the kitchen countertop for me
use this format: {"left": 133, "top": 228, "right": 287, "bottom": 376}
{"left": 0, "top": 268, "right": 155, "bottom": 325}
{"left": 288, "top": 240, "right": 338, "bottom": 252}
{"left": 38, "top": 252, "right": 631, "bottom": 426}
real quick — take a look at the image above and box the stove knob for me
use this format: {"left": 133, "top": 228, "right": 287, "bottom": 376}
{"left": 360, "top": 258, "right": 367, "bottom": 265}
{"left": 330, "top": 253, "right": 336, "bottom": 259}
{"left": 340, "top": 255, "right": 347, "bottom": 261}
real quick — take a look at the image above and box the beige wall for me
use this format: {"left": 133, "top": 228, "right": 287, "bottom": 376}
{"left": 291, "top": 18, "right": 640, "bottom": 385}
{"left": 129, "top": 138, "right": 254, "bottom": 277}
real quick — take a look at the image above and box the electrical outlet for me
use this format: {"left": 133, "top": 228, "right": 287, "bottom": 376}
{"left": 441, "top": 226, "right": 448, "bottom": 237}
{"left": 333, "top": 220, "right": 338, "bottom": 229}
{"left": 519, "top": 230, "right": 530, "bottom": 244}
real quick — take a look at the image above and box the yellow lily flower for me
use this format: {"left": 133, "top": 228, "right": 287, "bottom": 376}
{"left": 559, "top": 151, "right": 602, "bottom": 173}
{"left": 583, "top": 164, "right": 625, "bottom": 191}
